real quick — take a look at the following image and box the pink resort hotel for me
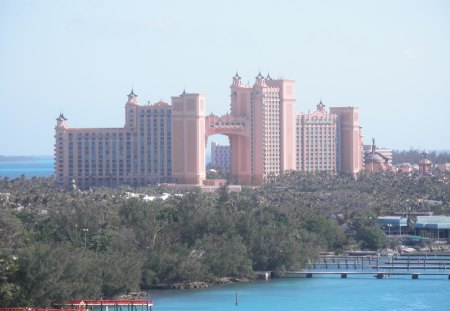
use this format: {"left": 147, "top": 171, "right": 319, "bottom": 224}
{"left": 55, "top": 73, "right": 363, "bottom": 189}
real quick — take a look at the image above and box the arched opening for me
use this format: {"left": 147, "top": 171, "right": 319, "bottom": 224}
{"left": 205, "top": 134, "right": 232, "bottom": 184}
{"left": 204, "top": 113, "right": 250, "bottom": 185}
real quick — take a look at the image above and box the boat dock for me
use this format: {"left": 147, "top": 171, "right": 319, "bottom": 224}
{"left": 283, "top": 271, "right": 450, "bottom": 279}
{"left": 280, "top": 253, "right": 450, "bottom": 280}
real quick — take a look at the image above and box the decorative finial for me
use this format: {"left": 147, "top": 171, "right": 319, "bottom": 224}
{"left": 128, "top": 86, "right": 137, "bottom": 97}
{"left": 56, "top": 112, "right": 67, "bottom": 121}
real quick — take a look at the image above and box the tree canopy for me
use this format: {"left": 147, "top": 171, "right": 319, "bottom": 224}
{"left": 0, "top": 170, "right": 449, "bottom": 306}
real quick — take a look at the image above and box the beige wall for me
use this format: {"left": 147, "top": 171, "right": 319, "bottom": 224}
{"left": 171, "top": 93, "right": 206, "bottom": 184}
{"left": 272, "top": 80, "right": 296, "bottom": 171}
{"left": 329, "top": 107, "right": 362, "bottom": 176}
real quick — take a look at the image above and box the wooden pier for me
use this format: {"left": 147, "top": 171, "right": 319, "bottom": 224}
{"left": 307, "top": 253, "right": 450, "bottom": 270}
{"left": 283, "top": 271, "right": 450, "bottom": 279}
{"left": 286, "top": 253, "right": 450, "bottom": 280}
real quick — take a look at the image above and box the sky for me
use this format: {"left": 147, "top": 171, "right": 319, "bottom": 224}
{"left": 0, "top": 0, "right": 449, "bottom": 155}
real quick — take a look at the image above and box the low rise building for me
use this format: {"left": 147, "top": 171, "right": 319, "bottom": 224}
{"left": 437, "top": 163, "right": 450, "bottom": 173}
{"left": 396, "top": 163, "right": 414, "bottom": 174}
{"left": 377, "top": 216, "right": 408, "bottom": 236}
{"left": 414, "top": 216, "right": 450, "bottom": 239}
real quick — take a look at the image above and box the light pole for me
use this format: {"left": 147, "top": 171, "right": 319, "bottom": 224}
{"left": 82, "top": 228, "right": 88, "bottom": 249}
{"left": 387, "top": 224, "right": 392, "bottom": 236}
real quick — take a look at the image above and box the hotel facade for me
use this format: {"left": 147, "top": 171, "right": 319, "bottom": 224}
{"left": 210, "top": 142, "right": 231, "bottom": 172}
{"left": 55, "top": 74, "right": 363, "bottom": 188}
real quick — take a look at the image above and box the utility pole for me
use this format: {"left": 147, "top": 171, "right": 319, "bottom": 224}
{"left": 82, "top": 228, "right": 88, "bottom": 249}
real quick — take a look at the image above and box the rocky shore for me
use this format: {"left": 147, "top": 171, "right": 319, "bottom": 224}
{"left": 152, "top": 276, "right": 252, "bottom": 290}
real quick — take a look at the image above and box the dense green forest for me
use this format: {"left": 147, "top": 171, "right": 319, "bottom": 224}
{"left": 392, "top": 150, "right": 450, "bottom": 165}
{"left": 1, "top": 171, "right": 449, "bottom": 306}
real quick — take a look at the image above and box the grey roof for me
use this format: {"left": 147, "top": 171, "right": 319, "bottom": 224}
{"left": 365, "top": 152, "right": 386, "bottom": 163}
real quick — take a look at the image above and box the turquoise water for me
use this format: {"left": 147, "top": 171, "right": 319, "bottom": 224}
{"left": 150, "top": 276, "right": 450, "bottom": 311}
{"left": 0, "top": 156, "right": 53, "bottom": 178}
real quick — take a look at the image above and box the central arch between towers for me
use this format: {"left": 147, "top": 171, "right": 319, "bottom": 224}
{"left": 205, "top": 114, "right": 251, "bottom": 185}
{"left": 171, "top": 93, "right": 252, "bottom": 185}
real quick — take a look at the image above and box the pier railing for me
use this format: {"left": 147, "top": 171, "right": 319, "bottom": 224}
{"left": 282, "top": 253, "right": 450, "bottom": 280}
{"left": 56, "top": 299, "right": 153, "bottom": 311}
{"left": 306, "top": 253, "right": 450, "bottom": 271}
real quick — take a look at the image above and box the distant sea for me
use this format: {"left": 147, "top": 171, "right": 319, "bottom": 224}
{"left": 0, "top": 156, "right": 54, "bottom": 178}
{"left": 0, "top": 155, "right": 210, "bottom": 178}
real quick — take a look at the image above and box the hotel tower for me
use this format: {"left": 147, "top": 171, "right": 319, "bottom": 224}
{"left": 55, "top": 74, "right": 362, "bottom": 189}
{"left": 55, "top": 90, "right": 172, "bottom": 189}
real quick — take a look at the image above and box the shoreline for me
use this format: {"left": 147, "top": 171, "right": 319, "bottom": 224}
{"left": 149, "top": 276, "right": 254, "bottom": 290}
{"left": 145, "top": 247, "right": 450, "bottom": 292}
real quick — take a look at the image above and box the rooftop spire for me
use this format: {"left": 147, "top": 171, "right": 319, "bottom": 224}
{"left": 126, "top": 86, "right": 139, "bottom": 105}
{"left": 56, "top": 113, "right": 67, "bottom": 121}
{"left": 317, "top": 100, "right": 325, "bottom": 112}
{"left": 128, "top": 86, "right": 137, "bottom": 97}
{"left": 56, "top": 112, "right": 68, "bottom": 128}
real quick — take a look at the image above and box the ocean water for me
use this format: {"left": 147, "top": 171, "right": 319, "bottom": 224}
{"left": 150, "top": 276, "right": 450, "bottom": 311}
{"left": 0, "top": 156, "right": 212, "bottom": 178}
{"left": 0, "top": 156, "right": 54, "bottom": 178}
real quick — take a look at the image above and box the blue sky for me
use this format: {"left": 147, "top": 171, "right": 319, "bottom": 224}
{"left": 1, "top": 0, "right": 449, "bottom": 155}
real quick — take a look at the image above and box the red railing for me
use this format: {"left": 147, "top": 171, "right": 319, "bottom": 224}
{"left": 1, "top": 300, "right": 153, "bottom": 311}
{"left": 0, "top": 309, "right": 75, "bottom": 311}
{"left": 1, "top": 299, "right": 153, "bottom": 311}
{"left": 62, "top": 300, "right": 152, "bottom": 305}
